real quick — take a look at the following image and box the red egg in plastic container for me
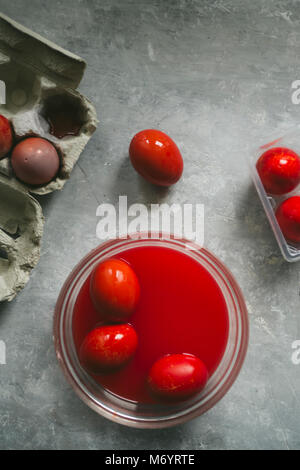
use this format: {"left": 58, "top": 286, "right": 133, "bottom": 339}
{"left": 250, "top": 125, "right": 300, "bottom": 262}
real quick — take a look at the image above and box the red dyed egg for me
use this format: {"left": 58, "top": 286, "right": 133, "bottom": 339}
{"left": 148, "top": 353, "right": 208, "bottom": 401}
{"left": 129, "top": 129, "right": 183, "bottom": 187}
{"left": 256, "top": 147, "right": 300, "bottom": 195}
{"left": 0, "top": 115, "right": 13, "bottom": 159}
{"left": 90, "top": 258, "right": 140, "bottom": 322}
{"left": 276, "top": 196, "right": 300, "bottom": 243}
{"left": 80, "top": 324, "right": 138, "bottom": 373}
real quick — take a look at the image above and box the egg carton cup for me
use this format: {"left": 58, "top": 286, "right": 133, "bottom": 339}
{"left": 0, "top": 13, "right": 98, "bottom": 300}
{"left": 249, "top": 125, "right": 300, "bottom": 262}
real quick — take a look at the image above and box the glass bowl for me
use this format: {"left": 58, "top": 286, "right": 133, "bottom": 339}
{"left": 53, "top": 234, "right": 249, "bottom": 428}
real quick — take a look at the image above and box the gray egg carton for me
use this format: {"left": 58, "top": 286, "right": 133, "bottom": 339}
{"left": 0, "top": 13, "right": 98, "bottom": 300}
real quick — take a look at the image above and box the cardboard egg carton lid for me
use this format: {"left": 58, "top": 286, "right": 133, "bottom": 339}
{"left": 0, "top": 12, "right": 85, "bottom": 89}
{"left": 0, "top": 174, "right": 44, "bottom": 302}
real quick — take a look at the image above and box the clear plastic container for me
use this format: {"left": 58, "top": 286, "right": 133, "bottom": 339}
{"left": 250, "top": 126, "right": 300, "bottom": 262}
{"left": 53, "top": 234, "right": 249, "bottom": 428}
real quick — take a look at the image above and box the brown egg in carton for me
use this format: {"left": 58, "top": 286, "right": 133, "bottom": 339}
{"left": 0, "top": 13, "right": 98, "bottom": 301}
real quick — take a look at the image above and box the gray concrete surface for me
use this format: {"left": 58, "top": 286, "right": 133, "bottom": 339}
{"left": 0, "top": 0, "right": 299, "bottom": 450}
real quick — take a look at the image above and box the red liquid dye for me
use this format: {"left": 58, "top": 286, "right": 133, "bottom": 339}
{"left": 43, "top": 95, "right": 83, "bottom": 139}
{"left": 72, "top": 246, "right": 229, "bottom": 403}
